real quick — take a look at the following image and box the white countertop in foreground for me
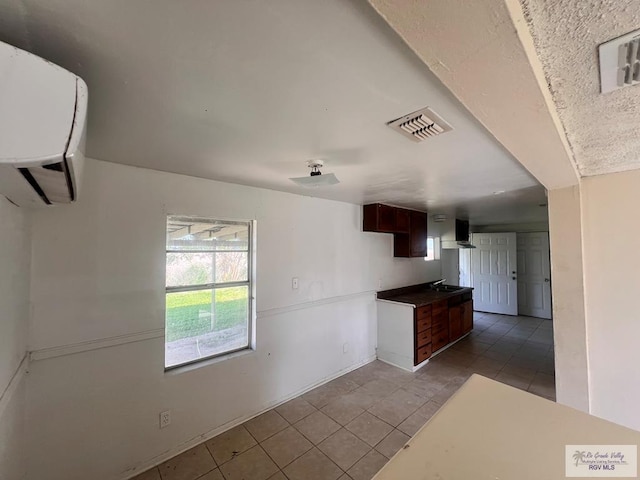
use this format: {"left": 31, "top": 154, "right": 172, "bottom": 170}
{"left": 373, "top": 375, "right": 640, "bottom": 480}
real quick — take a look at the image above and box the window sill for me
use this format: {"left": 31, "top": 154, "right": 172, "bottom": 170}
{"left": 164, "top": 347, "right": 255, "bottom": 375}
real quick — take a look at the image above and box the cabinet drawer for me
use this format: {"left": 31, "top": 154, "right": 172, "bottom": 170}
{"left": 416, "top": 316, "right": 432, "bottom": 333}
{"left": 432, "top": 310, "right": 448, "bottom": 328}
{"left": 416, "top": 328, "right": 432, "bottom": 348}
{"left": 432, "top": 329, "right": 449, "bottom": 351}
{"left": 431, "top": 322, "right": 448, "bottom": 335}
{"left": 416, "top": 305, "right": 431, "bottom": 320}
{"left": 432, "top": 299, "right": 448, "bottom": 314}
{"left": 415, "top": 343, "right": 432, "bottom": 364}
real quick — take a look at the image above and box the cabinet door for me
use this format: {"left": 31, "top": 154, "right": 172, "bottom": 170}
{"left": 432, "top": 328, "right": 449, "bottom": 352}
{"left": 395, "top": 208, "right": 411, "bottom": 234}
{"left": 393, "top": 233, "right": 411, "bottom": 257}
{"left": 410, "top": 211, "right": 428, "bottom": 257}
{"left": 449, "top": 305, "right": 462, "bottom": 342}
{"left": 377, "top": 204, "right": 396, "bottom": 232}
{"left": 363, "top": 204, "right": 396, "bottom": 233}
{"left": 461, "top": 300, "right": 474, "bottom": 334}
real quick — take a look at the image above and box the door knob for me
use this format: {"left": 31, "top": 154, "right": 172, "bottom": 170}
{"left": 544, "top": 278, "right": 550, "bottom": 282}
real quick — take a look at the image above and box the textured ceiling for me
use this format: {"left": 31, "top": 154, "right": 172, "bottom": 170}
{"left": 0, "top": 0, "right": 546, "bottom": 225}
{"left": 521, "top": 0, "right": 640, "bottom": 177}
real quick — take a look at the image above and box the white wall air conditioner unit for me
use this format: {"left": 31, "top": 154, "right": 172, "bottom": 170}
{"left": 0, "top": 41, "right": 88, "bottom": 207}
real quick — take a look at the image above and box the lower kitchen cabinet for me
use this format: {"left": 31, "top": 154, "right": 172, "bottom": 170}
{"left": 431, "top": 300, "right": 449, "bottom": 352}
{"left": 449, "top": 296, "right": 474, "bottom": 344}
{"left": 449, "top": 305, "right": 463, "bottom": 343}
{"left": 461, "top": 300, "right": 473, "bottom": 334}
{"left": 416, "top": 343, "right": 432, "bottom": 364}
{"left": 377, "top": 287, "right": 474, "bottom": 372}
{"left": 414, "top": 305, "right": 433, "bottom": 365}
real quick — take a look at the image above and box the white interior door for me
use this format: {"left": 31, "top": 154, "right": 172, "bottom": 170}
{"left": 517, "top": 232, "right": 552, "bottom": 319}
{"left": 471, "top": 232, "right": 518, "bottom": 315}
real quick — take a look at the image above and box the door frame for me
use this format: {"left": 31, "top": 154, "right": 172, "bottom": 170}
{"left": 516, "top": 231, "right": 553, "bottom": 319}
{"left": 470, "top": 232, "right": 518, "bottom": 315}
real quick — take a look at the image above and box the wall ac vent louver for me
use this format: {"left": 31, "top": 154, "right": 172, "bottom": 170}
{"left": 387, "top": 107, "right": 452, "bottom": 142}
{"left": 599, "top": 29, "right": 640, "bottom": 93}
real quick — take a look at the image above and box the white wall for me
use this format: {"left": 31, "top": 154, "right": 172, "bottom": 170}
{"left": 581, "top": 169, "right": 640, "bottom": 430}
{"left": 26, "top": 159, "right": 441, "bottom": 479}
{"left": 440, "top": 249, "right": 459, "bottom": 286}
{"left": 0, "top": 196, "right": 31, "bottom": 480}
{"left": 547, "top": 186, "right": 589, "bottom": 412}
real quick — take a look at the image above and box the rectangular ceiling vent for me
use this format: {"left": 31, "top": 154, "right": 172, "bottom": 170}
{"left": 599, "top": 28, "right": 640, "bottom": 93}
{"left": 387, "top": 107, "right": 452, "bottom": 142}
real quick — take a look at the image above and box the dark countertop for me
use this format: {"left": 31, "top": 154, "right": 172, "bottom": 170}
{"left": 377, "top": 282, "right": 473, "bottom": 307}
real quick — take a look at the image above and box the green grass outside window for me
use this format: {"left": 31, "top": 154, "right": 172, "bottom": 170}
{"left": 166, "top": 287, "right": 248, "bottom": 342}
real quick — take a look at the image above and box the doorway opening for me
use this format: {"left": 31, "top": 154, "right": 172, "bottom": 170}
{"left": 457, "top": 232, "right": 552, "bottom": 320}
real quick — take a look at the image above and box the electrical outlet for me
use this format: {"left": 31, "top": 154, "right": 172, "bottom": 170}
{"left": 292, "top": 277, "right": 299, "bottom": 290}
{"left": 343, "top": 342, "right": 349, "bottom": 353}
{"left": 160, "top": 410, "right": 171, "bottom": 429}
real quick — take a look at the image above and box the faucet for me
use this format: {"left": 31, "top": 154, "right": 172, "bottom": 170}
{"left": 432, "top": 279, "right": 446, "bottom": 286}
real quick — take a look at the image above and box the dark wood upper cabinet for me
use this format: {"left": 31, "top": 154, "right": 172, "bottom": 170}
{"left": 393, "top": 233, "right": 410, "bottom": 257}
{"left": 363, "top": 204, "right": 397, "bottom": 233}
{"left": 393, "top": 210, "right": 428, "bottom": 258}
{"left": 363, "top": 204, "right": 427, "bottom": 257}
{"left": 395, "top": 208, "right": 411, "bottom": 234}
{"left": 363, "top": 204, "right": 412, "bottom": 234}
{"left": 455, "top": 219, "right": 470, "bottom": 242}
{"left": 409, "top": 211, "right": 427, "bottom": 257}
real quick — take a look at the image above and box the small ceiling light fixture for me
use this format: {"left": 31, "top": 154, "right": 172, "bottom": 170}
{"left": 289, "top": 160, "right": 340, "bottom": 187}
{"left": 493, "top": 190, "right": 505, "bottom": 195}
{"left": 432, "top": 214, "right": 447, "bottom": 222}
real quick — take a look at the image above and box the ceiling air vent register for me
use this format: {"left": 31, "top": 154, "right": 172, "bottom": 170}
{"left": 599, "top": 28, "right": 640, "bottom": 93}
{"left": 387, "top": 107, "right": 453, "bottom": 143}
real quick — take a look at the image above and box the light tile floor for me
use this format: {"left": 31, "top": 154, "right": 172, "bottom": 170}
{"left": 134, "top": 312, "right": 554, "bottom": 480}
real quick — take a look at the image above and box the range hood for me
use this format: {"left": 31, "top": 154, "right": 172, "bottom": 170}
{"left": 440, "top": 218, "right": 476, "bottom": 249}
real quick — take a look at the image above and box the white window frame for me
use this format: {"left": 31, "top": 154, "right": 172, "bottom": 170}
{"left": 424, "top": 236, "right": 441, "bottom": 261}
{"left": 164, "top": 216, "right": 255, "bottom": 370}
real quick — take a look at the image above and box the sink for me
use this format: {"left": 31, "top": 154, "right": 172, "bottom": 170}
{"left": 431, "top": 285, "right": 465, "bottom": 293}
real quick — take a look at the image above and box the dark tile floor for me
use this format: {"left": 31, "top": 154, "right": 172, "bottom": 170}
{"left": 134, "top": 312, "right": 555, "bottom": 480}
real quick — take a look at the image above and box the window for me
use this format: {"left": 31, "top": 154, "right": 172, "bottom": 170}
{"left": 165, "top": 216, "right": 253, "bottom": 369}
{"left": 424, "top": 236, "right": 440, "bottom": 261}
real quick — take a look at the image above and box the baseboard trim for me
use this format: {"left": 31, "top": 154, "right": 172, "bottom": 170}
{"left": 121, "top": 355, "right": 377, "bottom": 479}
{"left": 0, "top": 354, "right": 29, "bottom": 420}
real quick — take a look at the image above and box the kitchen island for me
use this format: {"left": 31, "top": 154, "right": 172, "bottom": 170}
{"left": 376, "top": 282, "right": 473, "bottom": 372}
